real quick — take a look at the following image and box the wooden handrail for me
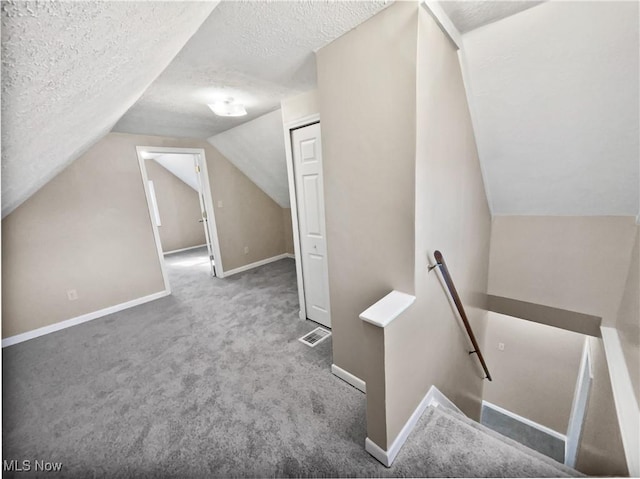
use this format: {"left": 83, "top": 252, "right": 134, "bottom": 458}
{"left": 430, "top": 250, "right": 492, "bottom": 381}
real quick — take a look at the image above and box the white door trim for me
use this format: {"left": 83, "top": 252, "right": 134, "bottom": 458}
{"left": 282, "top": 113, "right": 321, "bottom": 321}
{"left": 600, "top": 327, "right": 640, "bottom": 476}
{"left": 194, "top": 151, "right": 225, "bottom": 278}
{"left": 136, "top": 147, "right": 225, "bottom": 290}
{"left": 565, "top": 337, "right": 593, "bottom": 467}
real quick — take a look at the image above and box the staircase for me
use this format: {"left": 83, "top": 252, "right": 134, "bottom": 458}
{"left": 396, "top": 405, "right": 583, "bottom": 477}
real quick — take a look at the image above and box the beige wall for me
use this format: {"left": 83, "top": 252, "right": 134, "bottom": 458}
{"left": 2, "top": 134, "right": 165, "bottom": 338}
{"left": 2, "top": 132, "right": 287, "bottom": 338}
{"left": 489, "top": 216, "right": 637, "bottom": 325}
{"left": 317, "top": 0, "right": 417, "bottom": 383}
{"left": 488, "top": 215, "right": 635, "bottom": 474}
{"left": 576, "top": 336, "right": 629, "bottom": 476}
{"left": 203, "top": 144, "right": 286, "bottom": 271}
{"left": 316, "top": 3, "right": 492, "bottom": 449}
{"left": 615, "top": 225, "right": 639, "bottom": 406}
{"left": 282, "top": 208, "right": 294, "bottom": 255}
{"left": 281, "top": 90, "right": 319, "bottom": 125}
{"left": 145, "top": 159, "right": 205, "bottom": 253}
{"left": 483, "top": 313, "right": 585, "bottom": 432}
{"left": 317, "top": 1, "right": 418, "bottom": 447}
{"left": 385, "top": 7, "right": 492, "bottom": 442}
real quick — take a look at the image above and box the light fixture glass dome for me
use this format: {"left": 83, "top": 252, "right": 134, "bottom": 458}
{"left": 207, "top": 98, "right": 247, "bottom": 117}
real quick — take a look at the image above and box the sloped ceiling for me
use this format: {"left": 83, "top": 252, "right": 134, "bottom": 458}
{"left": 439, "top": 1, "right": 543, "bottom": 33}
{"left": 145, "top": 153, "right": 199, "bottom": 192}
{"left": 1, "top": 1, "right": 218, "bottom": 217}
{"left": 458, "top": 1, "right": 639, "bottom": 216}
{"left": 111, "top": 1, "right": 390, "bottom": 139}
{"left": 208, "top": 110, "right": 289, "bottom": 207}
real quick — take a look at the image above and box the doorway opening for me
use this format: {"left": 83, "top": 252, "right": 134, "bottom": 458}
{"left": 480, "top": 313, "right": 592, "bottom": 466}
{"left": 136, "top": 146, "right": 224, "bottom": 293}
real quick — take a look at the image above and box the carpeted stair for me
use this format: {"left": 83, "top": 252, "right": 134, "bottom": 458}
{"left": 395, "top": 405, "right": 584, "bottom": 477}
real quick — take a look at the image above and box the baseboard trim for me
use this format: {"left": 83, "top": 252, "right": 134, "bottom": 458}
{"left": 601, "top": 327, "right": 640, "bottom": 476}
{"left": 284, "top": 253, "right": 295, "bottom": 259}
{"left": 481, "top": 400, "right": 567, "bottom": 442}
{"left": 223, "top": 253, "right": 291, "bottom": 277}
{"left": 163, "top": 244, "right": 208, "bottom": 255}
{"left": 426, "top": 384, "right": 464, "bottom": 415}
{"left": 365, "top": 438, "right": 391, "bottom": 467}
{"left": 365, "top": 385, "right": 460, "bottom": 467}
{"left": 331, "top": 364, "right": 366, "bottom": 393}
{"left": 2, "top": 290, "right": 170, "bottom": 348}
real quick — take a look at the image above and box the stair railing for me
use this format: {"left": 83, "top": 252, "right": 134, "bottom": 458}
{"left": 429, "top": 250, "right": 492, "bottom": 381}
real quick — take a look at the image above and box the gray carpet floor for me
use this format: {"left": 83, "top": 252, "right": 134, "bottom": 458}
{"left": 399, "top": 407, "right": 581, "bottom": 478}
{"left": 480, "top": 404, "right": 566, "bottom": 463}
{"left": 3, "top": 248, "right": 579, "bottom": 478}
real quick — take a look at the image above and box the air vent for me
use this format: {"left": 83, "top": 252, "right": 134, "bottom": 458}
{"left": 298, "top": 327, "right": 331, "bottom": 347}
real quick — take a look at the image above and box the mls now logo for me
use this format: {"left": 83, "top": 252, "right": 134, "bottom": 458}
{"left": 3, "top": 459, "right": 63, "bottom": 472}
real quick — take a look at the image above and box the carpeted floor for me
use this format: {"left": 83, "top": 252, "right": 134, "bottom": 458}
{"left": 480, "top": 403, "right": 566, "bottom": 463}
{"left": 3, "top": 248, "right": 579, "bottom": 478}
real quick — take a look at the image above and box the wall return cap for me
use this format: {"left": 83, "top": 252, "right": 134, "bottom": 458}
{"left": 360, "top": 290, "right": 416, "bottom": 328}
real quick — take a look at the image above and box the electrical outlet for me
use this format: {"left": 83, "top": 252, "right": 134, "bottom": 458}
{"left": 244, "top": 246, "right": 249, "bottom": 255}
{"left": 217, "top": 200, "right": 223, "bottom": 208}
{"left": 498, "top": 342, "right": 505, "bottom": 351}
{"left": 67, "top": 289, "right": 78, "bottom": 301}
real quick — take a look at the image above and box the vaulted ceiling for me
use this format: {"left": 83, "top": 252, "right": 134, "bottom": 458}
{"left": 208, "top": 110, "right": 290, "bottom": 208}
{"left": 460, "top": 1, "right": 639, "bottom": 216}
{"left": 2, "top": 1, "right": 638, "bottom": 219}
{"left": 111, "top": 1, "right": 390, "bottom": 139}
{"left": 1, "top": 1, "right": 218, "bottom": 217}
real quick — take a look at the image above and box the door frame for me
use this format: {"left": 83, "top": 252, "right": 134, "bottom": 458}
{"left": 283, "top": 113, "right": 328, "bottom": 322}
{"left": 136, "top": 146, "right": 225, "bottom": 293}
{"left": 565, "top": 337, "right": 593, "bottom": 467}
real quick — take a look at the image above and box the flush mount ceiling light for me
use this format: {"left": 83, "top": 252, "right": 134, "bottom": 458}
{"left": 207, "top": 98, "right": 247, "bottom": 117}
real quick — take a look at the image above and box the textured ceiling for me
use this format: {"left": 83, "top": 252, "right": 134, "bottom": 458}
{"left": 208, "top": 110, "right": 289, "bottom": 208}
{"left": 112, "top": 0, "right": 389, "bottom": 139}
{"left": 439, "top": 1, "right": 543, "bottom": 33}
{"left": 462, "top": 1, "right": 639, "bottom": 215}
{"left": 1, "top": 1, "right": 218, "bottom": 217}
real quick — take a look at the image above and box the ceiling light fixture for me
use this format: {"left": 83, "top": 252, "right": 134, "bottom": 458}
{"left": 207, "top": 98, "right": 247, "bottom": 117}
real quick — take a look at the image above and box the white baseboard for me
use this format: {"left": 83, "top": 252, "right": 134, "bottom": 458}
{"left": 331, "top": 364, "right": 366, "bottom": 393}
{"left": 223, "top": 253, "right": 291, "bottom": 277}
{"left": 426, "top": 384, "right": 464, "bottom": 415}
{"left": 163, "top": 244, "right": 207, "bottom": 255}
{"left": 601, "top": 327, "right": 640, "bottom": 477}
{"left": 481, "top": 400, "right": 566, "bottom": 442}
{"left": 2, "top": 290, "right": 170, "bottom": 348}
{"left": 284, "top": 253, "right": 295, "bottom": 259}
{"left": 365, "top": 385, "right": 460, "bottom": 467}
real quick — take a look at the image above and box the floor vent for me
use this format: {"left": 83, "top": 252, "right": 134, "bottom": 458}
{"left": 299, "top": 327, "right": 331, "bottom": 347}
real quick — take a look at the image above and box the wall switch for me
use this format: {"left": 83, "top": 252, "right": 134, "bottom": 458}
{"left": 217, "top": 200, "right": 223, "bottom": 208}
{"left": 244, "top": 246, "right": 249, "bottom": 255}
{"left": 67, "top": 289, "right": 78, "bottom": 301}
{"left": 498, "top": 342, "right": 505, "bottom": 351}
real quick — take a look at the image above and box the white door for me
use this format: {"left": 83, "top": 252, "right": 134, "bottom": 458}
{"left": 291, "top": 123, "right": 331, "bottom": 328}
{"left": 194, "top": 154, "right": 216, "bottom": 277}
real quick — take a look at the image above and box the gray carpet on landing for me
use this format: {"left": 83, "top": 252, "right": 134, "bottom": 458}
{"left": 480, "top": 404, "right": 566, "bottom": 463}
{"left": 3, "top": 248, "right": 581, "bottom": 478}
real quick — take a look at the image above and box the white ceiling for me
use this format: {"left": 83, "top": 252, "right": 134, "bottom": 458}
{"left": 5, "top": 0, "right": 636, "bottom": 220}
{"left": 439, "top": 1, "right": 543, "bottom": 33}
{"left": 1, "top": 1, "right": 218, "bottom": 217}
{"left": 145, "top": 153, "right": 199, "bottom": 192}
{"left": 208, "top": 110, "right": 289, "bottom": 208}
{"left": 461, "top": 1, "right": 639, "bottom": 216}
{"left": 111, "top": 0, "right": 389, "bottom": 139}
